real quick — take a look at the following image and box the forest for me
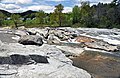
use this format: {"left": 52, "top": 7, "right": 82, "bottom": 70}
{"left": 0, "top": 0, "right": 120, "bottom": 28}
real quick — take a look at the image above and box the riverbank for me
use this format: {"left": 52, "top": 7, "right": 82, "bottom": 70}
{"left": 0, "top": 27, "right": 120, "bottom": 78}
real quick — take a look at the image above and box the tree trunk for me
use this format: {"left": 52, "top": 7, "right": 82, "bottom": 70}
{"left": 14, "top": 21, "right": 18, "bottom": 29}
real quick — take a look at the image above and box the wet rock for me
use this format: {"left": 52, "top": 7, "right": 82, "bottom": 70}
{"left": 85, "top": 40, "right": 118, "bottom": 52}
{"left": 75, "top": 36, "right": 95, "bottom": 43}
{"left": 74, "top": 36, "right": 118, "bottom": 52}
{"left": 18, "top": 35, "right": 43, "bottom": 46}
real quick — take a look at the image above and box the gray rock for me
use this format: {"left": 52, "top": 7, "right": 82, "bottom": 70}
{"left": 47, "top": 34, "right": 61, "bottom": 44}
{"left": 84, "top": 40, "right": 118, "bottom": 52}
{"left": 56, "top": 46, "right": 84, "bottom": 57}
{"left": 0, "top": 69, "right": 17, "bottom": 75}
{"left": 0, "top": 42, "right": 91, "bottom": 78}
{"left": 26, "top": 28, "right": 48, "bottom": 37}
{"left": 18, "top": 26, "right": 26, "bottom": 30}
{"left": 74, "top": 36, "right": 119, "bottom": 52}
{"left": 14, "top": 30, "right": 29, "bottom": 36}
{"left": 0, "top": 33, "right": 17, "bottom": 43}
{"left": 0, "top": 40, "right": 3, "bottom": 46}
{"left": 18, "top": 35, "right": 43, "bottom": 46}
{"left": 54, "top": 30, "right": 65, "bottom": 39}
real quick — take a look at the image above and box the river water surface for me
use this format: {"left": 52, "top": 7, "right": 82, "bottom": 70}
{"left": 71, "top": 50, "right": 120, "bottom": 78}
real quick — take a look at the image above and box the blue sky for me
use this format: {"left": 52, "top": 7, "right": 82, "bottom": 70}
{"left": 0, "top": 0, "right": 113, "bottom": 13}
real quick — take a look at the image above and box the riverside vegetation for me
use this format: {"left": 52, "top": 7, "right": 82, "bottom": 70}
{"left": 0, "top": 0, "right": 120, "bottom": 28}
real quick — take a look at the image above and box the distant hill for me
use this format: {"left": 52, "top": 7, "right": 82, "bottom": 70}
{"left": 16, "top": 10, "right": 37, "bottom": 17}
{"left": 0, "top": 9, "right": 11, "bottom": 16}
{"left": 0, "top": 9, "right": 37, "bottom": 17}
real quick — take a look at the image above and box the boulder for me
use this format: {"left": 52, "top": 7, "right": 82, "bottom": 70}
{"left": 18, "top": 35, "right": 43, "bottom": 46}
{"left": 18, "top": 26, "right": 26, "bottom": 30}
{"left": 26, "top": 28, "right": 48, "bottom": 37}
{"left": 14, "top": 30, "right": 29, "bottom": 36}
{"left": 47, "top": 34, "right": 61, "bottom": 44}
{"left": 48, "top": 29, "right": 71, "bottom": 41}
{"left": 54, "top": 30, "right": 65, "bottom": 39}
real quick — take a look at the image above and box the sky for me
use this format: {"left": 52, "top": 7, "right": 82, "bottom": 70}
{"left": 0, "top": 0, "right": 113, "bottom": 13}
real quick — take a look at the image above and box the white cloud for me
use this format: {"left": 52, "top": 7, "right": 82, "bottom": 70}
{"left": 16, "top": 0, "right": 33, "bottom": 4}
{"left": 76, "top": 0, "right": 113, "bottom": 3}
{"left": 45, "top": 0, "right": 65, "bottom": 2}
{"left": 0, "top": 3, "right": 20, "bottom": 10}
{"left": 75, "top": 0, "right": 113, "bottom": 6}
{"left": 1, "top": 0, "right": 33, "bottom": 4}
{"left": 97, "top": 0, "right": 113, "bottom": 3}
{"left": 27, "top": 5, "right": 54, "bottom": 13}
{"left": 63, "top": 7, "right": 72, "bottom": 13}
{"left": 1, "top": 0, "right": 15, "bottom": 3}
{"left": 0, "top": 4, "right": 54, "bottom": 13}
{"left": 0, "top": 0, "right": 114, "bottom": 13}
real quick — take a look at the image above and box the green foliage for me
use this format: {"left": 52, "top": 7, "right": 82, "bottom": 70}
{"left": 2, "top": 20, "right": 14, "bottom": 26}
{"left": 11, "top": 14, "right": 22, "bottom": 28}
{"left": 72, "top": 6, "right": 80, "bottom": 24}
{"left": 1, "top": 0, "right": 120, "bottom": 28}
{"left": 49, "top": 13, "right": 58, "bottom": 26}
{"left": 54, "top": 4, "right": 64, "bottom": 27}
{"left": 72, "top": 0, "right": 120, "bottom": 28}
{"left": 35, "top": 10, "right": 46, "bottom": 25}
{"left": 0, "top": 12, "right": 5, "bottom": 26}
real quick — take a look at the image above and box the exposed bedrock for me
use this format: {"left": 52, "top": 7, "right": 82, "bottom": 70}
{"left": 0, "top": 40, "right": 91, "bottom": 78}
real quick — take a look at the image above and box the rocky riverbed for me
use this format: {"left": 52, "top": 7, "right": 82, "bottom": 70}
{"left": 0, "top": 27, "right": 120, "bottom": 78}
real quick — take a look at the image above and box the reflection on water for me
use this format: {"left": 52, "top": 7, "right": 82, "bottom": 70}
{"left": 71, "top": 51, "right": 120, "bottom": 78}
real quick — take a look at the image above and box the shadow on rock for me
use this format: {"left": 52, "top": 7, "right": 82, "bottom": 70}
{"left": 0, "top": 54, "right": 49, "bottom": 65}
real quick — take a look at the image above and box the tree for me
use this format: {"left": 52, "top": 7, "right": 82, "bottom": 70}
{"left": 54, "top": 4, "right": 64, "bottom": 27}
{"left": 72, "top": 6, "right": 80, "bottom": 24}
{"left": 50, "top": 13, "right": 57, "bottom": 26}
{"left": 112, "top": 0, "right": 120, "bottom": 5}
{"left": 35, "top": 10, "right": 46, "bottom": 25}
{"left": 0, "top": 12, "right": 5, "bottom": 26}
{"left": 11, "top": 14, "right": 21, "bottom": 28}
{"left": 79, "top": 1, "right": 92, "bottom": 27}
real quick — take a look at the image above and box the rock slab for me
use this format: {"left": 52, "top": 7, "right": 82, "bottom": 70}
{"left": 0, "top": 41, "right": 91, "bottom": 78}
